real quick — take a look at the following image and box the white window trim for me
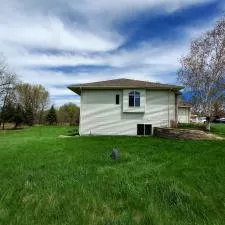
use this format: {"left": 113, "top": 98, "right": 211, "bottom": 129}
{"left": 129, "top": 90, "right": 140, "bottom": 108}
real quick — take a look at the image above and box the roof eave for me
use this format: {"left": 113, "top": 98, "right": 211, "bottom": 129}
{"left": 68, "top": 85, "right": 183, "bottom": 92}
{"left": 68, "top": 86, "right": 81, "bottom": 95}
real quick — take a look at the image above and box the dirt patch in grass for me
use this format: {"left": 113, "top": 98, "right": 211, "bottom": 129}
{"left": 154, "top": 127, "right": 224, "bottom": 140}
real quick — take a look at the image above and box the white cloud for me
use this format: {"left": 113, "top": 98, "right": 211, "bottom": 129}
{"left": 0, "top": 0, "right": 216, "bottom": 54}
{"left": 47, "top": 87, "right": 73, "bottom": 96}
{"left": 53, "top": 97, "right": 80, "bottom": 108}
{"left": 8, "top": 40, "right": 187, "bottom": 70}
{"left": 0, "top": 16, "right": 122, "bottom": 52}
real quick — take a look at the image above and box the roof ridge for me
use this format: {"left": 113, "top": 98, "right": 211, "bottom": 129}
{"left": 71, "top": 78, "right": 169, "bottom": 86}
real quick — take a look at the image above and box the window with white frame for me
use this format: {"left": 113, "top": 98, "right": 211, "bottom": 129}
{"left": 129, "top": 91, "right": 140, "bottom": 107}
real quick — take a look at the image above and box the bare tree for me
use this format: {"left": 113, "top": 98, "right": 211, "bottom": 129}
{"left": 0, "top": 56, "right": 17, "bottom": 107}
{"left": 37, "top": 86, "right": 50, "bottom": 124}
{"left": 213, "top": 95, "right": 225, "bottom": 117}
{"left": 178, "top": 17, "right": 225, "bottom": 130}
{"left": 0, "top": 56, "right": 17, "bottom": 129}
{"left": 15, "top": 83, "right": 50, "bottom": 125}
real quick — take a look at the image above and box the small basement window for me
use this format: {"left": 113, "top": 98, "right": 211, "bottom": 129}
{"left": 137, "top": 124, "right": 152, "bottom": 135}
{"left": 116, "top": 94, "right": 120, "bottom": 105}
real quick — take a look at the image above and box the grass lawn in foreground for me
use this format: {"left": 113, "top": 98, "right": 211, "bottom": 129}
{"left": 0, "top": 125, "right": 225, "bottom": 225}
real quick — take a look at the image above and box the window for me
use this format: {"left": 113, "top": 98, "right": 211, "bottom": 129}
{"left": 116, "top": 94, "right": 120, "bottom": 105}
{"left": 137, "top": 124, "right": 144, "bottom": 135}
{"left": 137, "top": 124, "right": 152, "bottom": 135}
{"left": 145, "top": 124, "right": 152, "bottom": 135}
{"left": 129, "top": 91, "right": 140, "bottom": 107}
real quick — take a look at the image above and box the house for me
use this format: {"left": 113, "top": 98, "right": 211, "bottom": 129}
{"left": 68, "top": 78, "right": 186, "bottom": 136}
{"left": 178, "top": 102, "right": 191, "bottom": 123}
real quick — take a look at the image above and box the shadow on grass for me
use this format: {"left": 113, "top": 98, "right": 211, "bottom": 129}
{"left": 66, "top": 127, "right": 79, "bottom": 136}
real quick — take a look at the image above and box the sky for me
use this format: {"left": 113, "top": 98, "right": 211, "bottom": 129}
{"left": 0, "top": 0, "right": 224, "bottom": 106}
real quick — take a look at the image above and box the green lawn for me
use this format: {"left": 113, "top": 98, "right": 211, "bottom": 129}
{"left": 0, "top": 125, "right": 225, "bottom": 225}
{"left": 211, "top": 124, "right": 225, "bottom": 137}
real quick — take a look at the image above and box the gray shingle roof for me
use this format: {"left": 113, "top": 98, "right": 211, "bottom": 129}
{"left": 68, "top": 78, "right": 183, "bottom": 95}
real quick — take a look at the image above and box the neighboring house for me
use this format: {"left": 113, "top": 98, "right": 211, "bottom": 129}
{"left": 68, "top": 78, "right": 184, "bottom": 136}
{"left": 178, "top": 102, "right": 191, "bottom": 123}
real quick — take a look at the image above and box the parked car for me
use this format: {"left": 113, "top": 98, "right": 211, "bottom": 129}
{"left": 190, "top": 114, "right": 198, "bottom": 123}
{"left": 213, "top": 118, "right": 225, "bottom": 124}
{"left": 190, "top": 115, "right": 207, "bottom": 123}
{"left": 198, "top": 117, "right": 207, "bottom": 124}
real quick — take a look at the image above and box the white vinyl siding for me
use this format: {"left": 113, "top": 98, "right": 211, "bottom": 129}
{"left": 178, "top": 108, "right": 190, "bottom": 123}
{"left": 144, "top": 90, "right": 175, "bottom": 127}
{"left": 79, "top": 89, "right": 176, "bottom": 135}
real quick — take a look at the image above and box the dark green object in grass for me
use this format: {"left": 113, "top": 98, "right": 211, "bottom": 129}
{"left": 110, "top": 148, "right": 120, "bottom": 160}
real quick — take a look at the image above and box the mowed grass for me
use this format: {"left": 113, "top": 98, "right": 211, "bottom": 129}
{"left": 0, "top": 125, "right": 225, "bottom": 225}
{"left": 211, "top": 124, "right": 225, "bottom": 137}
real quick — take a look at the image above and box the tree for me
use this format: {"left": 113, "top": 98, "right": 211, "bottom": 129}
{"left": 178, "top": 17, "right": 225, "bottom": 131}
{"left": 0, "top": 56, "right": 16, "bottom": 105}
{"left": 213, "top": 95, "right": 225, "bottom": 117}
{"left": 0, "top": 97, "right": 15, "bottom": 129}
{"left": 58, "top": 103, "right": 80, "bottom": 125}
{"left": 0, "top": 100, "right": 25, "bottom": 129}
{"left": 13, "top": 104, "right": 24, "bottom": 128}
{"left": 0, "top": 55, "right": 20, "bottom": 129}
{"left": 15, "top": 83, "right": 49, "bottom": 124}
{"left": 46, "top": 105, "right": 57, "bottom": 125}
{"left": 37, "top": 86, "right": 49, "bottom": 124}
{"left": 24, "top": 104, "right": 34, "bottom": 126}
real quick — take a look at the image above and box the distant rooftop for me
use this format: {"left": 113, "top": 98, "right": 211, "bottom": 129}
{"left": 68, "top": 78, "right": 183, "bottom": 95}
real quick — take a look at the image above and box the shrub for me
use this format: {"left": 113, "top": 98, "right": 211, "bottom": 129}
{"left": 178, "top": 123, "right": 206, "bottom": 131}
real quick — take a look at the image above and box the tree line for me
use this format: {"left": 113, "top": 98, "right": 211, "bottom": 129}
{"left": 0, "top": 57, "right": 79, "bottom": 129}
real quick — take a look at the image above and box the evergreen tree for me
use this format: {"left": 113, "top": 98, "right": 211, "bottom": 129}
{"left": 46, "top": 105, "right": 57, "bottom": 125}
{"left": 13, "top": 104, "right": 24, "bottom": 128}
{"left": 0, "top": 99, "right": 15, "bottom": 129}
{"left": 24, "top": 104, "right": 34, "bottom": 126}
